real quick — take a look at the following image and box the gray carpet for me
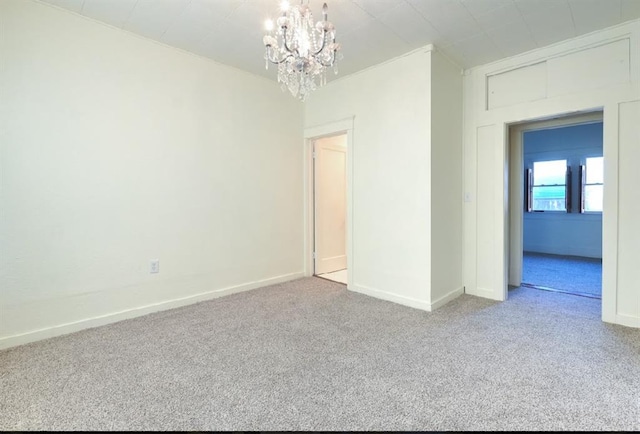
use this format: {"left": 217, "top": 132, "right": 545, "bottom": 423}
{"left": 1, "top": 277, "right": 639, "bottom": 431}
{"left": 522, "top": 251, "right": 602, "bottom": 297}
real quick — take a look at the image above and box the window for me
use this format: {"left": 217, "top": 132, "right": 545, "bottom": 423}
{"left": 581, "top": 156, "right": 603, "bottom": 212}
{"left": 527, "top": 159, "right": 569, "bottom": 212}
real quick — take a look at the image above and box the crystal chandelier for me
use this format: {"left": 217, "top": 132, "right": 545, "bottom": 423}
{"left": 263, "top": 1, "right": 342, "bottom": 101}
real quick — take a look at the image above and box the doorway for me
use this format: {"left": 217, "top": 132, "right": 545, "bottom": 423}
{"left": 313, "top": 134, "right": 347, "bottom": 284}
{"left": 304, "top": 116, "right": 357, "bottom": 289}
{"left": 508, "top": 111, "right": 604, "bottom": 299}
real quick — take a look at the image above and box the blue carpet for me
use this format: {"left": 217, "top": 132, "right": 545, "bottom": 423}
{"left": 522, "top": 251, "right": 602, "bottom": 298}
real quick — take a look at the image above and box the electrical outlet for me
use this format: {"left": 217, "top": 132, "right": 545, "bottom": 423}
{"left": 150, "top": 259, "right": 160, "bottom": 274}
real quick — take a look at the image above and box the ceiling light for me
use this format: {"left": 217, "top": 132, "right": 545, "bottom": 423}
{"left": 263, "top": 1, "right": 342, "bottom": 101}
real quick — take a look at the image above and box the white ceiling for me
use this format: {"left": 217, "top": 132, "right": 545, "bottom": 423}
{"left": 40, "top": 0, "right": 640, "bottom": 80}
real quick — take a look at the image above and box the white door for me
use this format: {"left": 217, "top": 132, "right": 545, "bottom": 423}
{"left": 314, "top": 134, "right": 347, "bottom": 275}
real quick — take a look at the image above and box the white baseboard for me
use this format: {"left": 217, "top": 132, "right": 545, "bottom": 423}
{"left": 465, "top": 286, "right": 505, "bottom": 301}
{"left": 430, "top": 286, "right": 464, "bottom": 310}
{"left": 608, "top": 313, "right": 640, "bottom": 328}
{"left": 349, "top": 284, "right": 432, "bottom": 311}
{"left": 0, "top": 272, "right": 304, "bottom": 350}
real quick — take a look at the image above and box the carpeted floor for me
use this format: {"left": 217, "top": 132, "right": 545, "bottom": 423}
{"left": 1, "top": 277, "right": 638, "bottom": 431}
{"left": 522, "top": 251, "right": 602, "bottom": 297}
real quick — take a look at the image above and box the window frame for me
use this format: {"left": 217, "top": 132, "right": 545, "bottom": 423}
{"left": 580, "top": 156, "right": 604, "bottom": 214}
{"left": 526, "top": 159, "right": 571, "bottom": 213}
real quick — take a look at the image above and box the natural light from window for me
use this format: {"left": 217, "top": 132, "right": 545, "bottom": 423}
{"left": 532, "top": 159, "right": 567, "bottom": 211}
{"left": 583, "top": 156, "right": 603, "bottom": 212}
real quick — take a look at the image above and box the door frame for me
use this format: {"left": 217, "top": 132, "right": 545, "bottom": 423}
{"left": 507, "top": 111, "right": 604, "bottom": 288}
{"left": 304, "top": 117, "right": 354, "bottom": 289}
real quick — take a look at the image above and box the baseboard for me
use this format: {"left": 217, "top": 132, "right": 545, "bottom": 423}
{"left": 607, "top": 313, "right": 640, "bottom": 329}
{"left": 0, "top": 272, "right": 305, "bottom": 350}
{"left": 465, "top": 286, "right": 505, "bottom": 301}
{"left": 430, "top": 286, "right": 464, "bottom": 310}
{"left": 349, "top": 284, "right": 432, "bottom": 312}
{"left": 524, "top": 246, "right": 602, "bottom": 259}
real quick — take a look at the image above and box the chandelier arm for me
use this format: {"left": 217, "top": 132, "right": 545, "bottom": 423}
{"left": 265, "top": 49, "right": 279, "bottom": 64}
{"left": 267, "top": 52, "right": 295, "bottom": 65}
{"left": 316, "top": 49, "right": 337, "bottom": 67}
{"left": 266, "top": 46, "right": 278, "bottom": 64}
{"left": 265, "top": 44, "right": 294, "bottom": 64}
{"left": 282, "top": 26, "right": 297, "bottom": 56}
{"left": 311, "top": 30, "right": 328, "bottom": 57}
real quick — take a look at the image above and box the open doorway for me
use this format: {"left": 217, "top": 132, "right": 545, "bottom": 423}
{"left": 313, "top": 134, "right": 347, "bottom": 284}
{"left": 304, "top": 117, "right": 353, "bottom": 289}
{"left": 508, "top": 111, "right": 603, "bottom": 300}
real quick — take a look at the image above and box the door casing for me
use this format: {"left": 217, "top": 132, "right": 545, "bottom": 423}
{"left": 303, "top": 117, "right": 354, "bottom": 289}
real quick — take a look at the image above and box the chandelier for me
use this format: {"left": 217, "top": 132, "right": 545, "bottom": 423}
{"left": 263, "top": 1, "right": 342, "bottom": 101}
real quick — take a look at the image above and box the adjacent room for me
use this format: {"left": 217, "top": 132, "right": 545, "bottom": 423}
{"left": 521, "top": 120, "right": 604, "bottom": 299}
{"left": 311, "top": 133, "right": 348, "bottom": 285}
{"left": 1, "top": 0, "right": 639, "bottom": 431}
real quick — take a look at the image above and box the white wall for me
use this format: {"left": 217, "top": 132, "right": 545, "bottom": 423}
{"left": 523, "top": 214, "right": 602, "bottom": 258}
{"left": 304, "top": 47, "right": 463, "bottom": 311}
{"left": 430, "top": 50, "right": 464, "bottom": 307}
{"left": 305, "top": 48, "right": 433, "bottom": 310}
{"left": 463, "top": 19, "right": 640, "bottom": 328}
{"left": 0, "top": 0, "right": 304, "bottom": 348}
